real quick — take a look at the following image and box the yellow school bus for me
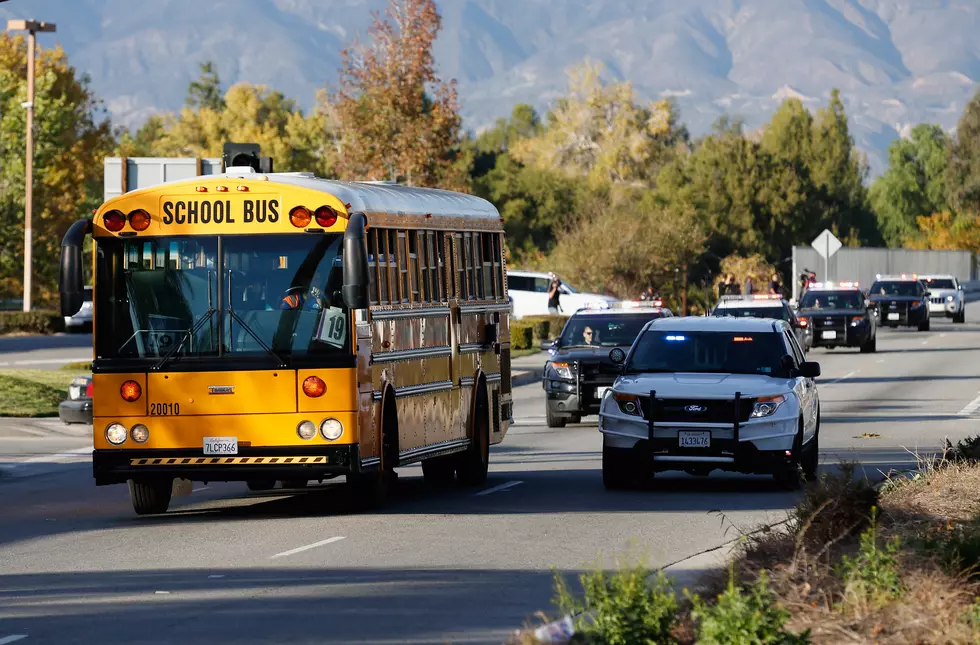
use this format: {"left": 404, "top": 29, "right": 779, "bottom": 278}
{"left": 60, "top": 160, "right": 512, "bottom": 515}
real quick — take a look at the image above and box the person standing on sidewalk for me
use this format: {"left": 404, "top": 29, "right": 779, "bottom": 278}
{"left": 547, "top": 277, "right": 562, "bottom": 314}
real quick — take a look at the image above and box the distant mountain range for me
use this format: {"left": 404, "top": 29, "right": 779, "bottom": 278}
{"left": 6, "top": 0, "right": 980, "bottom": 176}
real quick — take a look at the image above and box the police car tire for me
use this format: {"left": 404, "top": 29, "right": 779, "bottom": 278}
{"left": 546, "top": 407, "right": 567, "bottom": 428}
{"left": 918, "top": 317, "right": 931, "bottom": 332}
{"left": 129, "top": 479, "right": 172, "bottom": 515}
{"left": 802, "top": 431, "right": 819, "bottom": 482}
{"left": 860, "top": 335, "right": 876, "bottom": 353}
{"left": 569, "top": 414, "right": 583, "bottom": 424}
{"left": 602, "top": 444, "right": 646, "bottom": 490}
{"left": 956, "top": 310, "right": 966, "bottom": 324}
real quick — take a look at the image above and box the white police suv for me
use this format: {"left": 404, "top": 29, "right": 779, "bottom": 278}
{"left": 598, "top": 316, "right": 821, "bottom": 490}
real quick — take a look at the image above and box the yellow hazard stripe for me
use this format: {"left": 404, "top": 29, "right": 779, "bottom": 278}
{"left": 129, "top": 456, "right": 329, "bottom": 466}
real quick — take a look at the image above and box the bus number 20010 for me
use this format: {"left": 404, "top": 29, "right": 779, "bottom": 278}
{"left": 149, "top": 402, "right": 180, "bottom": 416}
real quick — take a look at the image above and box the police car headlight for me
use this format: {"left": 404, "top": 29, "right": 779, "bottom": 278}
{"left": 614, "top": 393, "right": 643, "bottom": 416}
{"left": 750, "top": 395, "right": 786, "bottom": 418}
{"left": 549, "top": 362, "right": 573, "bottom": 380}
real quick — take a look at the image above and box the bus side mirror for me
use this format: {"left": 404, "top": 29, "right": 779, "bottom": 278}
{"left": 60, "top": 219, "right": 92, "bottom": 317}
{"left": 342, "top": 212, "right": 370, "bottom": 310}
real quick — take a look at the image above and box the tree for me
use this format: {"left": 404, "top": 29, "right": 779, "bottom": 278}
{"left": 946, "top": 88, "right": 980, "bottom": 215}
{"left": 869, "top": 124, "right": 951, "bottom": 246}
{"left": 548, "top": 189, "right": 705, "bottom": 300}
{"left": 906, "top": 211, "right": 980, "bottom": 252}
{"left": 186, "top": 61, "right": 225, "bottom": 111}
{"left": 328, "top": 0, "right": 466, "bottom": 189}
{"left": 0, "top": 33, "right": 114, "bottom": 304}
{"left": 512, "top": 60, "right": 687, "bottom": 188}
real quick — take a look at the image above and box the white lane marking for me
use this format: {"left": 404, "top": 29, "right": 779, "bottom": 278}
{"left": 0, "top": 636, "right": 28, "bottom": 645}
{"left": 825, "top": 371, "right": 857, "bottom": 385}
{"left": 270, "top": 536, "right": 346, "bottom": 559}
{"left": 475, "top": 480, "right": 524, "bottom": 496}
{"left": 921, "top": 340, "right": 929, "bottom": 345}
{"left": 154, "top": 591, "right": 170, "bottom": 595}
{"left": 207, "top": 574, "right": 225, "bottom": 579}
{"left": 192, "top": 486, "right": 210, "bottom": 493}
{"left": 957, "top": 392, "right": 980, "bottom": 417}
{"left": 876, "top": 359, "right": 885, "bottom": 363}
{"left": 940, "top": 333, "right": 947, "bottom": 338}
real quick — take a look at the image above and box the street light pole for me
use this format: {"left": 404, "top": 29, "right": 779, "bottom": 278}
{"left": 6, "top": 18, "right": 56, "bottom": 312}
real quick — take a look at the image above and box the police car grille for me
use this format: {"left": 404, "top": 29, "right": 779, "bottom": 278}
{"left": 642, "top": 397, "right": 754, "bottom": 423}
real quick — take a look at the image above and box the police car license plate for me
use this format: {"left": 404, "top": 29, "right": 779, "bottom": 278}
{"left": 888, "top": 313, "right": 900, "bottom": 320}
{"left": 678, "top": 431, "right": 710, "bottom": 448}
{"left": 204, "top": 437, "right": 238, "bottom": 455}
{"left": 821, "top": 330, "right": 837, "bottom": 339}
{"left": 596, "top": 386, "right": 610, "bottom": 400}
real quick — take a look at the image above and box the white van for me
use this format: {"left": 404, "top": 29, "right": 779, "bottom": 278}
{"left": 507, "top": 270, "right": 616, "bottom": 319}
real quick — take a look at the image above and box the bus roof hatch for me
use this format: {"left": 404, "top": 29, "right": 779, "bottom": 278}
{"left": 222, "top": 142, "right": 274, "bottom": 174}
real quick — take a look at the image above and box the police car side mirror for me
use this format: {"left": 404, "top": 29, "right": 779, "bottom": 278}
{"left": 609, "top": 348, "right": 626, "bottom": 364}
{"left": 798, "top": 361, "right": 821, "bottom": 379}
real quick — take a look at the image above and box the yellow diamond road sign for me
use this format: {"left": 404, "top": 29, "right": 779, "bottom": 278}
{"left": 811, "top": 229, "right": 842, "bottom": 259}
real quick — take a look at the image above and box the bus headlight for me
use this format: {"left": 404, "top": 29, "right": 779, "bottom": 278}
{"left": 106, "top": 423, "right": 128, "bottom": 445}
{"left": 297, "top": 421, "right": 317, "bottom": 440}
{"left": 130, "top": 424, "right": 150, "bottom": 444}
{"left": 320, "top": 418, "right": 343, "bottom": 441}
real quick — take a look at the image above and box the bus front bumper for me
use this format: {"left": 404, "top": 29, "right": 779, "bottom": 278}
{"left": 93, "top": 445, "right": 362, "bottom": 486}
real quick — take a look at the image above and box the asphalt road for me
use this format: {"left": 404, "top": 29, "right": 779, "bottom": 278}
{"left": 3, "top": 305, "right": 980, "bottom": 645}
{"left": 0, "top": 333, "right": 92, "bottom": 369}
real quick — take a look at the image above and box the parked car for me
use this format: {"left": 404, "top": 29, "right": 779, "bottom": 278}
{"left": 59, "top": 375, "right": 93, "bottom": 425}
{"left": 507, "top": 270, "right": 617, "bottom": 319}
{"left": 64, "top": 286, "right": 93, "bottom": 331}
{"left": 598, "top": 316, "right": 821, "bottom": 490}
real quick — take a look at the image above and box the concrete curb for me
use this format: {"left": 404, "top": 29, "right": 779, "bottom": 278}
{"left": 511, "top": 368, "right": 544, "bottom": 389}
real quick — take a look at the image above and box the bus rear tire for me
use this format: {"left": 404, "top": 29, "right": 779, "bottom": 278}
{"left": 129, "top": 479, "right": 172, "bottom": 515}
{"left": 457, "top": 383, "right": 490, "bottom": 487}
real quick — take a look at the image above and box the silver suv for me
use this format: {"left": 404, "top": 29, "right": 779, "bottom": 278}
{"left": 598, "top": 316, "right": 821, "bottom": 490}
{"left": 919, "top": 274, "right": 966, "bottom": 324}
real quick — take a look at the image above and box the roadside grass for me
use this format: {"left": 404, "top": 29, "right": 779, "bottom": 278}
{"left": 511, "top": 348, "right": 543, "bottom": 359}
{"left": 60, "top": 361, "right": 92, "bottom": 371}
{"left": 0, "top": 369, "right": 88, "bottom": 417}
{"left": 513, "top": 445, "right": 980, "bottom": 645}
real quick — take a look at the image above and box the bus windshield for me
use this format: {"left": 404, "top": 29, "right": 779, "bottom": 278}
{"left": 95, "top": 234, "right": 350, "bottom": 364}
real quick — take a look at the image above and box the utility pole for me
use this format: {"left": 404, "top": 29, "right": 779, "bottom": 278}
{"left": 6, "top": 18, "right": 57, "bottom": 312}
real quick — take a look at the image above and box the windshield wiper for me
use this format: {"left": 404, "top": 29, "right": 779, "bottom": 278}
{"left": 226, "top": 270, "right": 288, "bottom": 368}
{"left": 151, "top": 308, "right": 217, "bottom": 371}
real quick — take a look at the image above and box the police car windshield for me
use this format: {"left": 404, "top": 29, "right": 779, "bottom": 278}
{"left": 924, "top": 278, "right": 956, "bottom": 289}
{"left": 871, "top": 281, "right": 918, "bottom": 297}
{"left": 799, "top": 291, "right": 862, "bottom": 310}
{"left": 559, "top": 312, "right": 662, "bottom": 347}
{"left": 625, "top": 331, "right": 789, "bottom": 377}
{"left": 714, "top": 306, "right": 788, "bottom": 321}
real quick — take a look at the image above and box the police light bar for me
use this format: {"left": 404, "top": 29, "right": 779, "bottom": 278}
{"left": 750, "top": 294, "right": 783, "bottom": 300}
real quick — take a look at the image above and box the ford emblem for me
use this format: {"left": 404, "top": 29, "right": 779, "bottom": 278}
{"left": 684, "top": 404, "right": 707, "bottom": 413}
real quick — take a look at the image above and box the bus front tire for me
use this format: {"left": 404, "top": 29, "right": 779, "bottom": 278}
{"left": 129, "top": 479, "right": 172, "bottom": 515}
{"left": 350, "top": 391, "right": 399, "bottom": 510}
{"left": 457, "top": 384, "right": 490, "bottom": 487}
{"left": 422, "top": 457, "right": 456, "bottom": 487}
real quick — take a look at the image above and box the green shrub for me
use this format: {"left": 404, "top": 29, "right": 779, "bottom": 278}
{"left": 511, "top": 323, "right": 534, "bottom": 350}
{"left": 522, "top": 315, "right": 569, "bottom": 342}
{"left": 553, "top": 555, "right": 678, "bottom": 645}
{"left": 919, "top": 516, "right": 980, "bottom": 579}
{"left": 836, "top": 509, "right": 904, "bottom": 611}
{"left": 0, "top": 310, "right": 65, "bottom": 335}
{"left": 691, "top": 570, "right": 810, "bottom": 645}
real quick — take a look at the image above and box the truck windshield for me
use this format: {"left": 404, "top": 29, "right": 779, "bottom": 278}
{"left": 95, "top": 234, "right": 350, "bottom": 365}
{"left": 923, "top": 278, "right": 956, "bottom": 289}
{"left": 625, "top": 331, "right": 790, "bottom": 377}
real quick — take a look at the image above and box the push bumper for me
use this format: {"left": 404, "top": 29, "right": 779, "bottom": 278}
{"left": 93, "top": 444, "right": 361, "bottom": 486}
{"left": 544, "top": 378, "right": 613, "bottom": 418}
{"left": 58, "top": 399, "right": 92, "bottom": 424}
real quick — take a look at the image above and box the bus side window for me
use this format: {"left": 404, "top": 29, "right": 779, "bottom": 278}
{"left": 377, "top": 228, "right": 391, "bottom": 305}
{"left": 396, "top": 231, "right": 409, "bottom": 304}
{"left": 453, "top": 233, "right": 466, "bottom": 300}
{"left": 386, "top": 230, "right": 399, "bottom": 303}
{"left": 463, "top": 233, "right": 475, "bottom": 301}
{"left": 481, "top": 233, "right": 495, "bottom": 299}
{"left": 472, "top": 232, "right": 484, "bottom": 300}
{"left": 367, "top": 229, "right": 379, "bottom": 306}
{"left": 408, "top": 232, "right": 420, "bottom": 304}
{"left": 428, "top": 231, "right": 442, "bottom": 303}
{"left": 493, "top": 233, "right": 504, "bottom": 299}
